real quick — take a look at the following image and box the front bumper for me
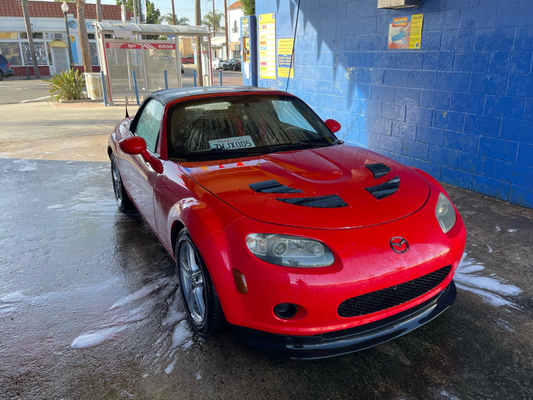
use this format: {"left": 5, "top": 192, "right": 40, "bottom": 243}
{"left": 229, "top": 281, "right": 456, "bottom": 360}
{"left": 1, "top": 68, "right": 14, "bottom": 77}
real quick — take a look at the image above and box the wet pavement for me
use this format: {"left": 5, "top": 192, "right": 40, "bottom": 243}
{"left": 0, "top": 157, "right": 532, "bottom": 400}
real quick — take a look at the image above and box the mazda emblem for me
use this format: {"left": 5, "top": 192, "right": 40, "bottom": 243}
{"left": 390, "top": 237, "right": 409, "bottom": 254}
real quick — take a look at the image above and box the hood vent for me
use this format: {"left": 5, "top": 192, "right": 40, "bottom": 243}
{"left": 277, "top": 194, "right": 348, "bottom": 208}
{"left": 365, "top": 163, "right": 391, "bottom": 179}
{"left": 249, "top": 180, "right": 303, "bottom": 194}
{"left": 366, "top": 176, "right": 400, "bottom": 199}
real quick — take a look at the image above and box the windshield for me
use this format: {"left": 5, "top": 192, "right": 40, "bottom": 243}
{"left": 166, "top": 95, "right": 338, "bottom": 161}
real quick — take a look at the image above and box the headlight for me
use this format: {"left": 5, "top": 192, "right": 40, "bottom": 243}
{"left": 435, "top": 193, "right": 457, "bottom": 233}
{"left": 246, "top": 234, "right": 334, "bottom": 268}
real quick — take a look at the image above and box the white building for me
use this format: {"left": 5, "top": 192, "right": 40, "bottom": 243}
{"left": 228, "top": 1, "right": 243, "bottom": 59}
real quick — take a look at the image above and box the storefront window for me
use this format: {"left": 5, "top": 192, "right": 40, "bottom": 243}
{"left": 22, "top": 42, "right": 48, "bottom": 66}
{"left": 46, "top": 43, "right": 53, "bottom": 65}
{"left": 20, "top": 32, "right": 44, "bottom": 39}
{"left": 0, "top": 42, "right": 22, "bottom": 66}
{"left": 90, "top": 42, "right": 98, "bottom": 66}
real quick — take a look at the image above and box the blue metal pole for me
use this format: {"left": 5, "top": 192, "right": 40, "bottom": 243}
{"left": 219, "top": 69, "right": 222, "bottom": 86}
{"left": 100, "top": 70, "right": 108, "bottom": 107}
{"left": 193, "top": 70, "right": 197, "bottom": 87}
{"left": 164, "top": 70, "right": 168, "bottom": 89}
{"left": 132, "top": 70, "right": 140, "bottom": 106}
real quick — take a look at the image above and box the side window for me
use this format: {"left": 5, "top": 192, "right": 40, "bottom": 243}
{"left": 134, "top": 100, "right": 164, "bottom": 153}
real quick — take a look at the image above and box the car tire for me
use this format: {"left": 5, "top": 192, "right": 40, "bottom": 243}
{"left": 232, "top": 65, "right": 236, "bottom": 71}
{"left": 0, "top": 71, "right": 4, "bottom": 81}
{"left": 176, "top": 231, "right": 224, "bottom": 337}
{"left": 111, "top": 153, "right": 136, "bottom": 212}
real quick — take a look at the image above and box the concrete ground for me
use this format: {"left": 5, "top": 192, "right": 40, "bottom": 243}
{"left": 0, "top": 99, "right": 532, "bottom": 400}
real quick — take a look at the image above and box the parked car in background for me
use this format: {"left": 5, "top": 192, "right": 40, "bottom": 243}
{"left": 0, "top": 54, "right": 15, "bottom": 81}
{"left": 217, "top": 59, "right": 229, "bottom": 70}
{"left": 108, "top": 86, "right": 466, "bottom": 359}
{"left": 212, "top": 58, "right": 226, "bottom": 70}
{"left": 223, "top": 59, "right": 241, "bottom": 71}
{"left": 180, "top": 56, "right": 194, "bottom": 64}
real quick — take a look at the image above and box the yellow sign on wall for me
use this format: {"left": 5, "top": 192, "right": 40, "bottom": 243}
{"left": 0, "top": 32, "right": 18, "bottom": 39}
{"left": 408, "top": 14, "right": 424, "bottom": 49}
{"left": 258, "top": 13, "right": 276, "bottom": 79}
{"left": 277, "top": 38, "right": 294, "bottom": 78}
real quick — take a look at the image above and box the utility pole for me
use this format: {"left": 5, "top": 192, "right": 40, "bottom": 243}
{"left": 133, "top": 0, "right": 138, "bottom": 24}
{"left": 21, "top": 0, "right": 40, "bottom": 79}
{"left": 171, "top": 0, "right": 176, "bottom": 25}
{"left": 138, "top": 0, "right": 143, "bottom": 23}
{"left": 212, "top": 1, "right": 216, "bottom": 36}
{"left": 96, "top": 0, "right": 102, "bottom": 22}
{"left": 195, "top": 0, "right": 203, "bottom": 86}
{"left": 224, "top": 0, "right": 228, "bottom": 59}
{"left": 76, "top": 0, "right": 93, "bottom": 72}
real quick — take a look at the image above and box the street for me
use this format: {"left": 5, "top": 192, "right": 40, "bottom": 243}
{"left": 0, "top": 67, "right": 243, "bottom": 106}
{"left": 0, "top": 80, "right": 50, "bottom": 105}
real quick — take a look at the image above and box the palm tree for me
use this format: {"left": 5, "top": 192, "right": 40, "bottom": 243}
{"left": 160, "top": 13, "right": 189, "bottom": 25}
{"left": 76, "top": 0, "right": 92, "bottom": 72}
{"left": 202, "top": 12, "right": 224, "bottom": 35}
{"left": 21, "top": 0, "right": 40, "bottom": 78}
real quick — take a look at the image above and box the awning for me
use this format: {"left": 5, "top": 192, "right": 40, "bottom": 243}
{"left": 49, "top": 39, "right": 67, "bottom": 48}
{"left": 94, "top": 22, "right": 210, "bottom": 38}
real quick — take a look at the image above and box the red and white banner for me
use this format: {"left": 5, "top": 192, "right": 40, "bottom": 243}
{"left": 106, "top": 42, "right": 176, "bottom": 50}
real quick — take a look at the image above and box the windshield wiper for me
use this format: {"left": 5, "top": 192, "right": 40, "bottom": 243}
{"left": 183, "top": 147, "right": 253, "bottom": 158}
{"left": 268, "top": 138, "right": 331, "bottom": 153}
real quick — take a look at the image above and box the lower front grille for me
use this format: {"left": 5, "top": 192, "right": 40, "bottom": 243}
{"left": 338, "top": 265, "right": 452, "bottom": 318}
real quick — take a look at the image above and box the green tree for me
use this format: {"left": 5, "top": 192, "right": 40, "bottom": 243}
{"left": 202, "top": 11, "right": 224, "bottom": 34}
{"left": 145, "top": 0, "right": 160, "bottom": 24}
{"left": 160, "top": 13, "right": 189, "bottom": 25}
{"left": 241, "top": 0, "right": 255, "bottom": 16}
{"left": 115, "top": 0, "right": 161, "bottom": 24}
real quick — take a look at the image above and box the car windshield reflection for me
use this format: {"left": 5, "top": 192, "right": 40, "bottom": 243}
{"left": 167, "top": 95, "right": 338, "bottom": 161}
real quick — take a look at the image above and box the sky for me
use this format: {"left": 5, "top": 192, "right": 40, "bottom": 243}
{"left": 99, "top": 0, "right": 231, "bottom": 24}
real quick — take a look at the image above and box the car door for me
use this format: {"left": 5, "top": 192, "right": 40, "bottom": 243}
{"left": 121, "top": 98, "right": 164, "bottom": 230}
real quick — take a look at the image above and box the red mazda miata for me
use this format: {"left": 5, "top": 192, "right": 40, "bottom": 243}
{"left": 108, "top": 86, "right": 466, "bottom": 359}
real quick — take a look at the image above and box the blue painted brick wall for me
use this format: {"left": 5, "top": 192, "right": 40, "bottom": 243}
{"left": 256, "top": 0, "right": 533, "bottom": 209}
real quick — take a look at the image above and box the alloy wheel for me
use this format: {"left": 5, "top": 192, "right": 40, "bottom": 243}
{"left": 179, "top": 241, "right": 206, "bottom": 324}
{"left": 112, "top": 158, "right": 123, "bottom": 207}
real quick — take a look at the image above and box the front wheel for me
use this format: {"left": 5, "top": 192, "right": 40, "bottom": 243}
{"left": 0, "top": 72, "right": 4, "bottom": 81}
{"left": 111, "top": 153, "right": 136, "bottom": 212}
{"left": 176, "top": 231, "right": 224, "bottom": 337}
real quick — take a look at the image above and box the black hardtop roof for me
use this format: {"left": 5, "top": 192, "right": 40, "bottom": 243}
{"left": 150, "top": 86, "right": 290, "bottom": 105}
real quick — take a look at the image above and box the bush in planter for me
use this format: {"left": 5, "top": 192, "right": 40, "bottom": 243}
{"left": 46, "top": 69, "right": 85, "bottom": 102}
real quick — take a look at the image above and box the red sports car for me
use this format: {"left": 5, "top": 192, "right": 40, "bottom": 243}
{"left": 108, "top": 86, "right": 466, "bottom": 359}
{"left": 180, "top": 56, "right": 194, "bottom": 64}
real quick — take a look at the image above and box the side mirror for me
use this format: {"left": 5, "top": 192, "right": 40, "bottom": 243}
{"left": 119, "top": 136, "right": 164, "bottom": 174}
{"left": 119, "top": 136, "right": 151, "bottom": 162}
{"left": 324, "top": 119, "right": 341, "bottom": 134}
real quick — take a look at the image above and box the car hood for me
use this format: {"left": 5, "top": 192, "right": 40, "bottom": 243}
{"left": 179, "top": 145, "right": 430, "bottom": 229}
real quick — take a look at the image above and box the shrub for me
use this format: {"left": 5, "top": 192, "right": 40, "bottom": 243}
{"left": 46, "top": 69, "right": 85, "bottom": 102}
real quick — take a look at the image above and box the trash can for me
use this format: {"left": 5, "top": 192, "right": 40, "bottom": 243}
{"left": 84, "top": 72, "right": 103, "bottom": 100}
